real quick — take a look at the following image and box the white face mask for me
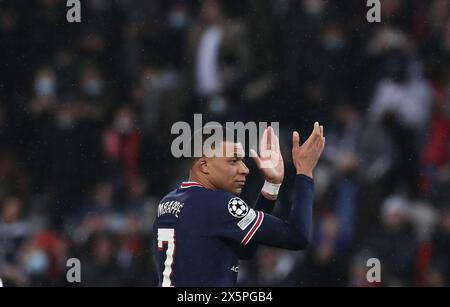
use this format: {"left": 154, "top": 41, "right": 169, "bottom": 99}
{"left": 207, "top": 96, "right": 227, "bottom": 115}
{"left": 322, "top": 35, "right": 345, "bottom": 51}
{"left": 143, "top": 74, "right": 159, "bottom": 91}
{"left": 168, "top": 9, "right": 189, "bottom": 29}
{"left": 302, "top": 0, "right": 324, "bottom": 16}
{"left": 83, "top": 79, "right": 103, "bottom": 97}
{"left": 56, "top": 109, "right": 74, "bottom": 129}
{"left": 114, "top": 115, "right": 134, "bottom": 134}
{"left": 24, "top": 250, "right": 49, "bottom": 274}
{"left": 34, "top": 77, "right": 56, "bottom": 97}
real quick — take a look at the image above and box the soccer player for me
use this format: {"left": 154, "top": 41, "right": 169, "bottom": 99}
{"left": 153, "top": 122, "right": 325, "bottom": 286}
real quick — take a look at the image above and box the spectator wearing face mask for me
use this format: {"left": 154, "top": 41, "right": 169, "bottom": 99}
{"left": 132, "top": 62, "right": 184, "bottom": 193}
{"left": 82, "top": 231, "right": 125, "bottom": 286}
{"left": 17, "top": 230, "right": 69, "bottom": 286}
{"left": 103, "top": 106, "right": 141, "bottom": 187}
{"left": 286, "top": 211, "right": 348, "bottom": 287}
{"left": 427, "top": 207, "right": 450, "bottom": 286}
{"left": 0, "top": 196, "right": 30, "bottom": 286}
{"left": 322, "top": 104, "right": 362, "bottom": 248}
{"left": 363, "top": 195, "right": 418, "bottom": 286}
{"left": 29, "top": 67, "right": 58, "bottom": 117}
{"left": 78, "top": 65, "right": 117, "bottom": 119}
{"left": 26, "top": 67, "right": 59, "bottom": 192}
{"left": 0, "top": 196, "right": 29, "bottom": 264}
{"left": 367, "top": 27, "right": 433, "bottom": 137}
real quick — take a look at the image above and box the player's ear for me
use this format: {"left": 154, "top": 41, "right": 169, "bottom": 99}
{"left": 198, "top": 157, "right": 210, "bottom": 174}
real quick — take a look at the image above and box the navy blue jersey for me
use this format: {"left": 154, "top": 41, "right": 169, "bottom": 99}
{"left": 153, "top": 175, "right": 314, "bottom": 287}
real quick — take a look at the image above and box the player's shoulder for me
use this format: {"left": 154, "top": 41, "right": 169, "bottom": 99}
{"left": 178, "top": 184, "right": 232, "bottom": 201}
{"left": 199, "top": 188, "right": 246, "bottom": 206}
{"left": 202, "top": 189, "right": 251, "bottom": 219}
{"left": 206, "top": 188, "right": 234, "bottom": 200}
{"left": 183, "top": 186, "right": 247, "bottom": 208}
{"left": 171, "top": 183, "right": 249, "bottom": 216}
{"left": 159, "top": 188, "right": 180, "bottom": 203}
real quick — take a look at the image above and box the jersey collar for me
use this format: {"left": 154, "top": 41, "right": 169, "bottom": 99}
{"left": 179, "top": 181, "right": 207, "bottom": 189}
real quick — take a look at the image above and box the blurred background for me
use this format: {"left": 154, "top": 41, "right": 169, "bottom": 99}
{"left": 0, "top": 0, "right": 449, "bottom": 286}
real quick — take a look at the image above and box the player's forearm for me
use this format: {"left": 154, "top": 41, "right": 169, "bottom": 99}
{"left": 254, "top": 193, "right": 276, "bottom": 213}
{"left": 287, "top": 174, "right": 314, "bottom": 248}
{"left": 251, "top": 174, "right": 313, "bottom": 250}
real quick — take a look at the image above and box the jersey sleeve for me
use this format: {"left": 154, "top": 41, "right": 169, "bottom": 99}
{"left": 209, "top": 174, "right": 314, "bottom": 250}
{"left": 209, "top": 191, "right": 265, "bottom": 246}
{"left": 250, "top": 174, "right": 314, "bottom": 249}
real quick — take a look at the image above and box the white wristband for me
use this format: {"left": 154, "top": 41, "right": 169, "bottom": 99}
{"left": 262, "top": 181, "right": 281, "bottom": 196}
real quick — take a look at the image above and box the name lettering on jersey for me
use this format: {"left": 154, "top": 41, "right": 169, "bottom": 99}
{"left": 237, "top": 209, "right": 256, "bottom": 230}
{"left": 158, "top": 201, "right": 184, "bottom": 218}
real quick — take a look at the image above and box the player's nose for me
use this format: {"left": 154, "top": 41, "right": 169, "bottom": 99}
{"left": 239, "top": 161, "right": 250, "bottom": 176}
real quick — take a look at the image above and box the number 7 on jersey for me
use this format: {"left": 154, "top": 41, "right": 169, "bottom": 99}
{"left": 157, "top": 228, "right": 176, "bottom": 287}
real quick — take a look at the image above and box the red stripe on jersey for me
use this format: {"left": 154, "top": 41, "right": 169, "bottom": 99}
{"left": 241, "top": 211, "right": 264, "bottom": 245}
{"left": 180, "top": 182, "right": 206, "bottom": 188}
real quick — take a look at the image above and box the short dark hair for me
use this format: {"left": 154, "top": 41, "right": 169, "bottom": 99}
{"left": 189, "top": 124, "right": 239, "bottom": 164}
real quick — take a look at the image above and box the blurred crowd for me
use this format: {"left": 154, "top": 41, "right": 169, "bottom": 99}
{"left": 0, "top": 0, "right": 449, "bottom": 286}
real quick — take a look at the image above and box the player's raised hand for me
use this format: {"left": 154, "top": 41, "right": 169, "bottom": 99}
{"left": 250, "top": 126, "right": 284, "bottom": 184}
{"left": 292, "top": 122, "right": 325, "bottom": 178}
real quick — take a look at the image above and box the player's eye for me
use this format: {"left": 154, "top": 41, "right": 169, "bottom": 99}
{"left": 230, "top": 158, "right": 238, "bottom": 164}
